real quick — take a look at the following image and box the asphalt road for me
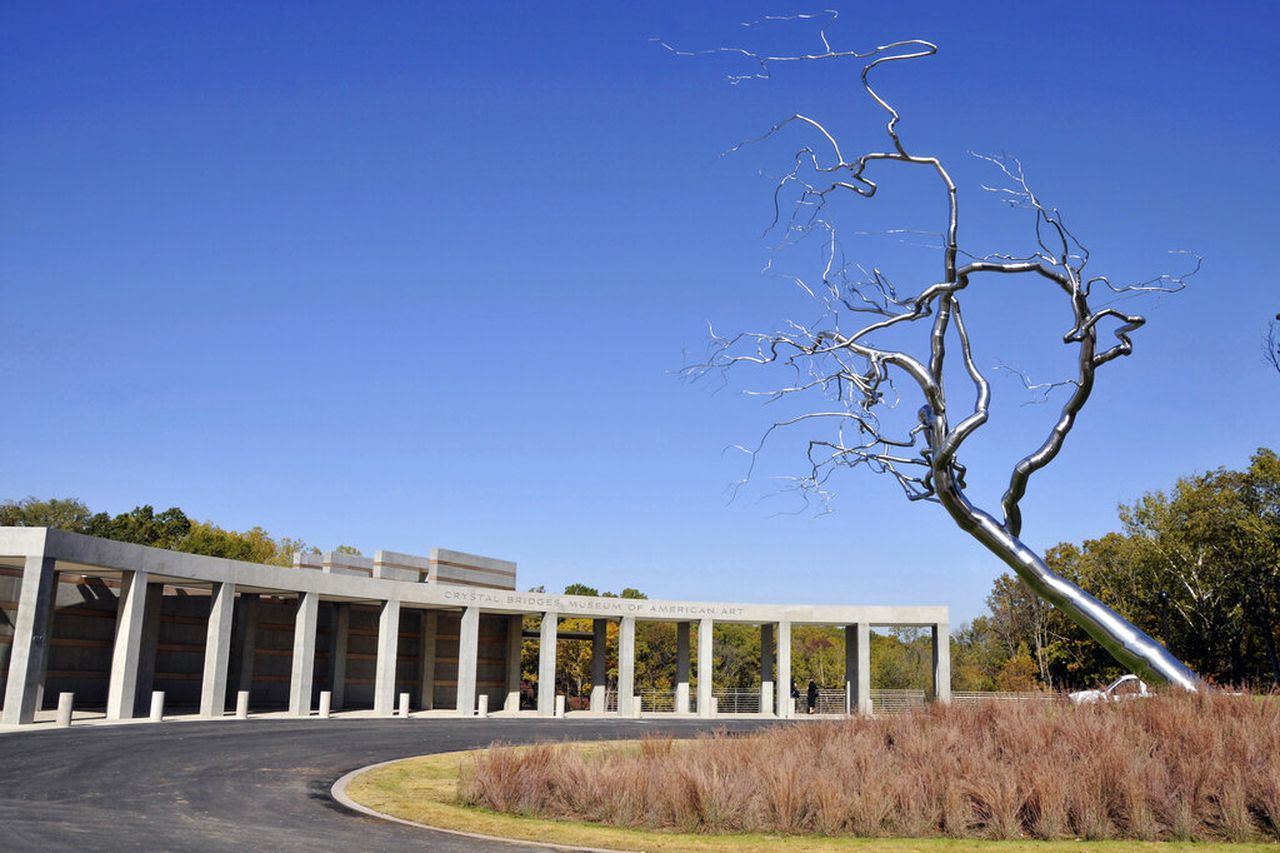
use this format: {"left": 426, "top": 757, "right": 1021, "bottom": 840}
{"left": 0, "top": 717, "right": 778, "bottom": 851}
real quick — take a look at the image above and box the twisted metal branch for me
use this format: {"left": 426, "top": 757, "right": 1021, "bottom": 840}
{"left": 668, "top": 14, "right": 1202, "bottom": 690}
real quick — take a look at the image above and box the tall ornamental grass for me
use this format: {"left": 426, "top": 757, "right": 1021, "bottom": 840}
{"left": 459, "top": 692, "right": 1280, "bottom": 841}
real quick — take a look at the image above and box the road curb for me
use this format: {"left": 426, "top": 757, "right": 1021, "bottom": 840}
{"left": 330, "top": 755, "right": 633, "bottom": 853}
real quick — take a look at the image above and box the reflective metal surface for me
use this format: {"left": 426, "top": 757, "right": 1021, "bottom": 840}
{"left": 672, "top": 12, "right": 1201, "bottom": 689}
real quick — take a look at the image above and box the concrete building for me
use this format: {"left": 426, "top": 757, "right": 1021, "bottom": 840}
{"left": 0, "top": 527, "right": 949, "bottom": 725}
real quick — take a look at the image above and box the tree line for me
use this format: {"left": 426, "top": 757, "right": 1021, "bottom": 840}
{"left": 0, "top": 497, "right": 328, "bottom": 566}
{"left": 953, "top": 448, "right": 1280, "bottom": 691}
{"left": 8, "top": 448, "right": 1276, "bottom": 694}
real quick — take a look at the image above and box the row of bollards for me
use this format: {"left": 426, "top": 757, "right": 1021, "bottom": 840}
{"left": 47, "top": 687, "right": 518, "bottom": 726}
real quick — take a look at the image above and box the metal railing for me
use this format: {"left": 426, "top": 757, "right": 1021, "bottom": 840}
{"left": 870, "top": 688, "right": 927, "bottom": 714}
{"left": 590, "top": 687, "right": 1058, "bottom": 715}
{"left": 951, "top": 690, "right": 1059, "bottom": 704}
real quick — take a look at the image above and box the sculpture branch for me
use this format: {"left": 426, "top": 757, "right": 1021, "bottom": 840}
{"left": 670, "top": 14, "right": 1202, "bottom": 690}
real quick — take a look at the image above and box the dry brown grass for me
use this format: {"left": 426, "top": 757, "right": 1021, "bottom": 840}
{"left": 459, "top": 692, "right": 1280, "bottom": 842}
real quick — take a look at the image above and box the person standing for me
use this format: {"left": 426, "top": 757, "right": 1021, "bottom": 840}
{"left": 806, "top": 679, "right": 818, "bottom": 715}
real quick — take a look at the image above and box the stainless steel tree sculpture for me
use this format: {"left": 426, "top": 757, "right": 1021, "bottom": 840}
{"left": 1267, "top": 315, "right": 1280, "bottom": 375}
{"left": 668, "top": 15, "right": 1202, "bottom": 690}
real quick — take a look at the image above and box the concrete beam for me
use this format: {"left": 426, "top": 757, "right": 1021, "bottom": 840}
{"left": 199, "top": 581, "right": 235, "bottom": 717}
{"left": 455, "top": 606, "right": 480, "bottom": 716}
{"left": 696, "top": 617, "right": 713, "bottom": 718}
{"left": 589, "top": 618, "right": 606, "bottom": 713}
{"left": 537, "top": 612, "right": 557, "bottom": 716}
{"left": 675, "top": 621, "right": 690, "bottom": 714}
{"left": 0, "top": 554, "right": 57, "bottom": 725}
{"left": 617, "top": 616, "right": 635, "bottom": 716}
{"left": 775, "top": 620, "right": 791, "bottom": 719}
{"left": 373, "top": 599, "right": 401, "bottom": 716}
{"left": 0, "top": 528, "right": 948, "bottom": 628}
{"left": 933, "top": 622, "right": 951, "bottom": 704}
{"left": 419, "top": 610, "right": 438, "bottom": 711}
{"left": 288, "top": 591, "right": 319, "bottom": 716}
{"left": 106, "top": 571, "right": 150, "bottom": 721}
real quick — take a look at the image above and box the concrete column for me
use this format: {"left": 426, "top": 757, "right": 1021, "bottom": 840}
{"left": 373, "top": 599, "right": 401, "bottom": 716}
{"left": 775, "top": 620, "right": 791, "bottom": 719}
{"left": 537, "top": 612, "right": 557, "bottom": 716}
{"left": 932, "top": 622, "right": 951, "bottom": 704}
{"left": 106, "top": 570, "right": 150, "bottom": 721}
{"left": 503, "top": 614, "right": 522, "bottom": 712}
{"left": 133, "top": 583, "right": 164, "bottom": 715}
{"left": 199, "top": 581, "right": 235, "bottom": 717}
{"left": 329, "top": 603, "right": 350, "bottom": 712}
{"left": 1, "top": 554, "right": 57, "bottom": 725}
{"left": 455, "top": 606, "right": 480, "bottom": 716}
{"left": 232, "top": 593, "right": 261, "bottom": 698}
{"left": 419, "top": 610, "right": 438, "bottom": 710}
{"left": 288, "top": 591, "right": 319, "bottom": 716}
{"left": 675, "top": 622, "right": 690, "bottom": 714}
{"left": 760, "top": 623, "right": 774, "bottom": 716}
{"left": 617, "top": 617, "right": 635, "bottom": 716}
{"left": 697, "top": 617, "right": 713, "bottom": 718}
{"left": 589, "top": 619, "right": 607, "bottom": 713}
{"left": 856, "top": 622, "right": 872, "bottom": 716}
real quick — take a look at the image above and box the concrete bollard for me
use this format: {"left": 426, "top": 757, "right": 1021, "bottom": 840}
{"left": 710, "top": 697, "right": 718, "bottom": 716}
{"left": 149, "top": 691, "right": 165, "bottom": 722}
{"left": 477, "top": 694, "right": 489, "bottom": 717}
{"left": 555, "top": 695, "right": 566, "bottom": 718}
{"left": 56, "top": 692, "right": 75, "bottom": 728}
{"left": 319, "top": 691, "right": 332, "bottom": 718}
{"left": 236, "top": 690, "right": 250, "bottom": 719}
{"left": 632, "top": 696, "right": 643, "bottom": 719}
{"left": 398, "top": 692, "right": 410, "bottom": 718}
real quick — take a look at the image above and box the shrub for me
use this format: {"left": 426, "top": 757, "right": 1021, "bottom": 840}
{"left": 459, "top": 692, "right": 1280, "bottom": 841}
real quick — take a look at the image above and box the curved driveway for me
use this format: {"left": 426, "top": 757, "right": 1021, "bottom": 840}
{"left": 0, "top": 717, "right": 776, "bottom": 851}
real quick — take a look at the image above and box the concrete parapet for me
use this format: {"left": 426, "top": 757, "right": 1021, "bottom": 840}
{"left": 428, "top": 548, "right": 516, "bottom": 590}
{"left": 322, "top": 552, "right": 374, "bottom": 577}
{"left": 373, "top": 550, "right": 428, "bottom": 583}
{"left": 293, "top": 553, "right": 323, "bottom": 571}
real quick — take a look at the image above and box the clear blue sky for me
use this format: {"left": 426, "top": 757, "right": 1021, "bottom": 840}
{"left": 3, "top": 2, "right": 1277, "bottom": 625}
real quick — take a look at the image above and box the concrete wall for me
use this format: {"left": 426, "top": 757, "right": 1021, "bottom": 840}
{"left": 428, "top": 611, "right": 508, "bottom": 710}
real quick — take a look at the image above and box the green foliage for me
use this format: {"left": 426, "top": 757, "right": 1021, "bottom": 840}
{"left": 0, "top": 495, "right": 328, "bottom": 568}
{"left": 0, "top": 496, "right": 94, "bottom": 531}
{"left": 966, "top": 448, "right": 1280, "bottom": 690}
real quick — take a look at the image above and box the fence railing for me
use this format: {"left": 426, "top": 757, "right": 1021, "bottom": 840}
{"left": 588, "top": 687, "right": 1059, "bottom": 715}
{"left": 870, "top": 688, "right": 926, "bottom": 714}
{"left": 951, "top": 690, "right": 1059, "bottom": 704}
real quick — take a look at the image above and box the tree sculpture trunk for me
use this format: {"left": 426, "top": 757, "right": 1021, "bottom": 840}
{"left": 935, "top": 468, "right": 1199, "bottom": 690}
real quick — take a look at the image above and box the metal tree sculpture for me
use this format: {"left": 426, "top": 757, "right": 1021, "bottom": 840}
{"left": 669, "top": 16, "right": 1201, "bottom": 690}
{"left": 1267, "top": 315, "right": 1280, "bottom": 376}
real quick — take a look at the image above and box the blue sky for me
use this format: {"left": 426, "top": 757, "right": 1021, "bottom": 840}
{"left": 3, "top": 2, "right": 1277, "bottom": 625}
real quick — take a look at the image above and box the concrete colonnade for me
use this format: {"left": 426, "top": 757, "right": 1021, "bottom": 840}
{"left": 0, "top": 529, "right": 949, "bottom": 725}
